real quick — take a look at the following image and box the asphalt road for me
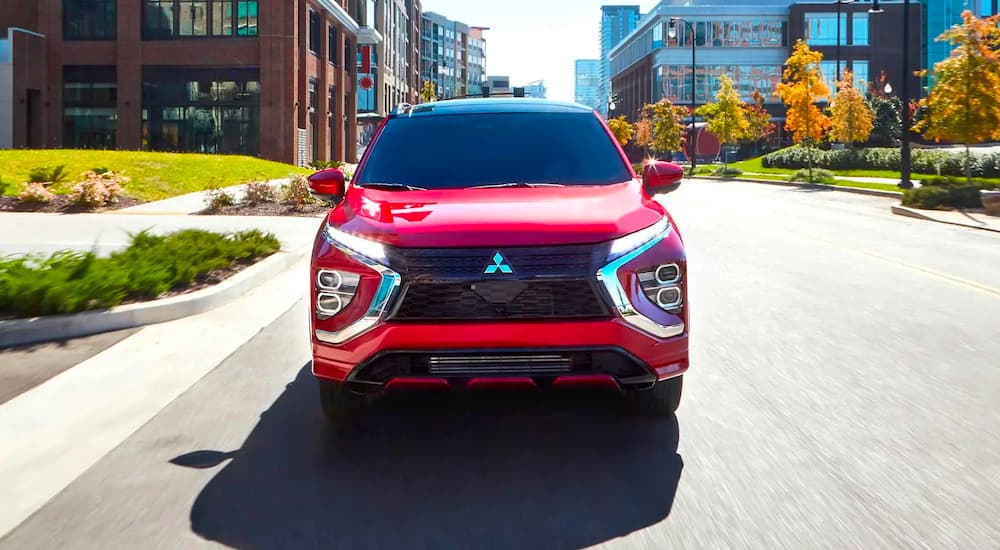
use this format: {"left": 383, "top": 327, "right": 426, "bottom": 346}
{"left": 4, "top": 180, "right": 1000, "bottom": 549}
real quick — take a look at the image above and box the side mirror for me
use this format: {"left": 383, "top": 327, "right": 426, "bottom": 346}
{"left": 642, "top": 161, "right": 683, "bottom": 195}
{"left": 307, "top": 168, "right": 345, "bottom": 205}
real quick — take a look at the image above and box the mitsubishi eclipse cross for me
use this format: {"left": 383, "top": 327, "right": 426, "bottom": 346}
{"left": 307, "top": 98, "right": 688, "bottom": 423}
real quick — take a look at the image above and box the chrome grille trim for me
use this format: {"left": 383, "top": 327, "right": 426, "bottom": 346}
{"left": 427, "top": 354, "right": 573, "bottom": 375}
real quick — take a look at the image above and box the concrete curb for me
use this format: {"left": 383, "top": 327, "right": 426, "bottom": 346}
{"left": 890, "top": 205, "right": 1000, "bottom": 234}
{"left": 689, "top": 175, "right": 902, "bottom": 198}
{"left": 0, "top": 249, "right": 306, "bottom": 348}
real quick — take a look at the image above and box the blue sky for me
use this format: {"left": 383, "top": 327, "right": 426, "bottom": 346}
{"left": 422, "top": 0, "right": 659, "bottom": 102}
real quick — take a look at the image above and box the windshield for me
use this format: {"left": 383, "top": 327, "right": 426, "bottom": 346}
{"left": 354, "top": 112, "right": 632, "bottom": 189}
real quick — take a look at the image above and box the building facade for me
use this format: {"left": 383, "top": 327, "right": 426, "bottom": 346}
{"left": 922, "top": 0, "right": 998, "bottom": 72}
{"left": 356, "top": 0, "right": 422, "bottom": 158}
{"left": 575, "top": 59, "right": 601, "bottom": 110}
{"left": 790, "top": 1, "right": 922, "bottom": 101}
{"left": 420, "top": 12, "right": 486, "bottom": 99}
{"left": 599, "top": 5, "right": 642, "bottom": 118}
{"left": 0, "top": 0, "right": 372, "bottom": 165}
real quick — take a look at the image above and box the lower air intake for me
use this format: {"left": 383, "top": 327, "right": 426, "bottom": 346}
{"left": 427, "top": 354, "right": 573, "bottom": 376}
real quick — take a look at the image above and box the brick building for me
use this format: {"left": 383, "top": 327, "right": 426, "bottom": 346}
{"left": 0, "top": 0, "right": 372, "bottom": 165}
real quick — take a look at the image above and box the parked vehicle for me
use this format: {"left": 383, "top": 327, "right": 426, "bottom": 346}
{"left": 307, "top": 98, "right": 687, "bottom": 424}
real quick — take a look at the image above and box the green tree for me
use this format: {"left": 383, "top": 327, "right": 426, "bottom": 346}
{"left": 607, "top": 116, "right": 635, "bottom": 147}
{"left": 696, "top": 74, "right": 749, "bottom": 170}
{"left": 829, "top": 69, "right": 875, "bottom": 146}
{"left": 641, "top": 99, "right": 689, "bottom": 158}
{"left": 914, "top": 11, "right": 1000, "bottom": 184}
{"left": 420, "top": 81, "right": 437, "bottom": 103}
{"left": 775, "top": 40, "right": 832, "bottom": 182}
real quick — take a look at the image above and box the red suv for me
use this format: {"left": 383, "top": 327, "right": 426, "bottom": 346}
{"left": 308, "top": 98, "right": 687, "bottom": 423}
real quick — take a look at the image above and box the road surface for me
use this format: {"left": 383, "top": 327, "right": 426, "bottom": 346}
{"left": 3, "top": 180, "right": 1000, "bottom": 549}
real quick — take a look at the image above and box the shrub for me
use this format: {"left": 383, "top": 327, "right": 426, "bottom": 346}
{"left": 0, "top": 229, "right": 280, "bottom": 317}
{"left": 281, "top": 175, "right": 314, "bottom": 208}
{"left": 91, "top": 166, "right": 111, "bottom": 175}
{"left": 918, "top": 176, "right": 1000, "bottom": 190}
{"left": 902, "top": 187, "right": 950, "bottom": 209}
{"left": 0, "top": 177, "right": 7, "bottom": 196}
{"left": 242, "top": 181, "right": 277, "bottom": 205}
{"left": 308, "top": 160, "right": 343, "bottom": 170}
{"left": 948, "top": 186, "right": 985, "bottom": 209}
{"left": 18, "top": 182, "right": 56, "bottom": 204}
{"left": 763, "top": 145, "right": 1000, "bottom": 178}
{"left": 68, "top": 170, "right": 126, "bottom": 208}
{"left": 203, "top": 182, "right": 237, "bottom": 210}
{"left": 693, "top": 166, "right": 715, "bottom": 175}
{"left": 28, "top": 165, "right": 69, "bottom": 185}
{"left": 713, "top": 167, "right": 743, "bottom": 177}
{"left": 789, "top": 168, "right": 835, "bottom": 184}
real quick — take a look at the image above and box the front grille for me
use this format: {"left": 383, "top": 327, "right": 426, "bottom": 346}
{"left": 385, "top": 243, "right": 611, "bottom": 281}
{"left": 427, "top": 354, "right": 572, "bottom": 376}
{"left": 349, "top": 348, "right": 654, "bottom": 385}
{"left": 392, "top": 280, "right": 608, "bottom": 320}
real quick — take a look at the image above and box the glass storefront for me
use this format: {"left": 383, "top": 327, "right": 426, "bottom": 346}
{"left": 659, "top": 64, "right": 783, "bottom": 104}
{"left": 141, "top": 69, "right": 260, "bottom": 155}
{"left": 64, "top": 0, "right": 117, "bottom": 40}
{"left": 63, "top": 67, "right": 117, "bottom": 148}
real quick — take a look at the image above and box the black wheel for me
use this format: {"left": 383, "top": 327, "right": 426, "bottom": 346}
{"left": 318, "top": 378, "right": 365, "bottom": 427}
{"left": 626, "top": 376, "right": 682, "bottom": 416}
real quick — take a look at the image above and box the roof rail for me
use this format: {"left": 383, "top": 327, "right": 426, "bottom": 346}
{"left": 438, "top": 90, "right": 528, "bottom": 102}
{"left": 390, "top": 102, "right": 414, "bottom": 116}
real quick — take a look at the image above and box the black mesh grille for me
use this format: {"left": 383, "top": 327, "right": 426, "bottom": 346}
{"left": 386, "top": 243, "right": 611, "bottom": 281}
{"left": 392, "top": 280, "right": 608, "bottom": 320}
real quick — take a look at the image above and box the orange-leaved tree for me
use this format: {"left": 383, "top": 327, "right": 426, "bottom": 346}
{"left": 829, "top": 69, "right": 874, "bottom": 146}
{"left": 775, "top": 40, "right": 831, "bottom": 182}
{"left": 607, "top": 116, "right": 635, "bottom": 147}
{"left": 420, "top": 81, "right": 437, "bottom": 103}
{"left": 914, "top": 10, "right": 1000, "bottom": 184}
{"left": 634, "top": 116, "right": 654, "bottom": 157}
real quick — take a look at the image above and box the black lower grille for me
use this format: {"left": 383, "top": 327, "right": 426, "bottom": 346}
{"left": 391, "top": 279, "right": 608, "bottom": 320}
{"left": 349, "top": 348, "right": 654, "bottom": 385}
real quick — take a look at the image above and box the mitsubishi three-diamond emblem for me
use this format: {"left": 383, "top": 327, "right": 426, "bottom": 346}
{"left": 484, "top": 251, "right": 513, "bottom": 275}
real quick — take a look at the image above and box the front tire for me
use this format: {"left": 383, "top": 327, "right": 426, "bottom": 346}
{"left": 627, "top": 376, "right": 682, "bottom": 415}
{"left": 318, "top": 378, "right": 365, "bottom": 426}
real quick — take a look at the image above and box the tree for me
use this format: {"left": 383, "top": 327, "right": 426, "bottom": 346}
{"left": 695, "top": 74, "right": 749, "bottom": 171}
{"left": 829, "top": 69, "right": 875, "bottom": 146}
{"left": 914, "top": 11, "right": 1000, "bottom": 184}
{"left": 420, "top": 81, "right": 437, "bottom": 103}
{"left": 607, "top": 116, "right": 635, "bottom": 147}
{"left": 742, "top": 89, "right": 775, "bottom": 153}
{"left": 775, "top": 40, "right": 832, "bottom": 182}
{"left": 641, "top": 99, "right": 689, "bottom": 158}
{"left": 634, "top": 116, "right": 654, "bottom": 157}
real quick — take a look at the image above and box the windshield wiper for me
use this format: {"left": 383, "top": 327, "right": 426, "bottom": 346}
{"left": 466, "top": 182, "right": 567, "bottom": 189}
{"left": 357, "top": 182, "right": 428, "bottom": 191}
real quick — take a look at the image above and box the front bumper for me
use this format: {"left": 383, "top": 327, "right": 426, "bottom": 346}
{"left": 311, "top": 218, "right": 688, "bottom": 387}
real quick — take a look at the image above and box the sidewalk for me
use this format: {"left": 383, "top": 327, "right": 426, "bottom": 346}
{"left": 891, "top": 205, "right": 1000, "bottom": 233}
{"left": 116, "top": 178, "right": 290, "bottom": 215}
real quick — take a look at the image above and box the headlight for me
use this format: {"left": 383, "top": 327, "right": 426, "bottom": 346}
{"left": 315, "top": 269, "right": 360, "bottom": 319}
{"left": 607, "top": 218, "right": 670, "bottom": 261}
{"left": 324, "top": 224, "right": 388, "bottom": 263}
{"left": 638, "top": 263, "right": 683, "bottom": 313}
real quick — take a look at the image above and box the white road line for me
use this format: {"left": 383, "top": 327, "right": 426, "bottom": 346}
{"left": 0, "top": 257, "right": 308, "bottom": 538}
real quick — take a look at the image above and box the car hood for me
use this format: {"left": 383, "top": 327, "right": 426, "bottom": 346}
{"left": 327, "top": 180, "right": 666, "bottom": 248}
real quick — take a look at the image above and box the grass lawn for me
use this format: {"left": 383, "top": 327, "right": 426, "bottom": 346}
{"left": 0, "top": 150, "right": 309, "bottom": 201}
{"left": 694, "top": 172, "right": 902, "bottom": 192}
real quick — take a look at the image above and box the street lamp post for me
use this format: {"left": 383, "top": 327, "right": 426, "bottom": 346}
{"left": 835, "top": 0, "right": 856, "bottom": 81}
{"left": 668, "top": 17, "right": 697, "bottom": 173}
{"left": 869, "top": 0, "right": 912, "bottom": 189}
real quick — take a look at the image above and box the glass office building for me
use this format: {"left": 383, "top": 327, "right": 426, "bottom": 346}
{"left": 575, "top": 59, "right": 602, "bottom": 110}
{"left": 599, "top": 5, "right": 641, "bottom": 117}
{"left": 923, "top": 0, "right": 998, "bottom": 71}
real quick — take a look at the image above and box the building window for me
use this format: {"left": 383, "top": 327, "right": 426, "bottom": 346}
{"left": 144, "top": 0, "right": 256, "bottom": 38}
{"left": 64, "top": 0, "right": 117, "bottom": 40}
{"left": 850, "top": 60, "right": 870, "bottom": 94}
{"left": 804, "top": 13, "right": 847, "bottom": 46}
{"left": 63, "top": 67, "right": 117, "bottom": 148}
{"left": 328, "top": 25, "right": 339, "bottom": 65}
{"left": 851, "top": 13, "right": 869, "bottom": 46}
{"left": 345, "top": 40, "right": 355, "bottom": 74}
{"left": 309, "top": 10, "right": 321, "bottom": 54}
{"left": 141, "top": 68, "right": 260, "bottom": 155}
